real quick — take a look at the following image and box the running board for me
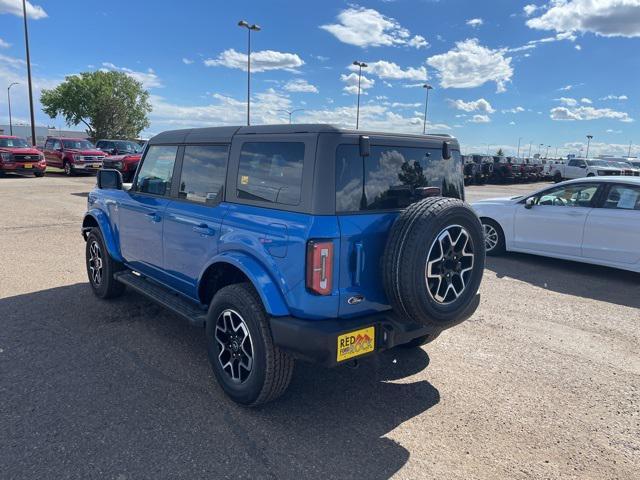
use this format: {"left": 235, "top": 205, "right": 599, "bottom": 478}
{"left": 114, "top": 271, "right": 207, "bottom": 327}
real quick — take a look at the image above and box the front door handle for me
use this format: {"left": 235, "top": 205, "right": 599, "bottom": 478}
{"left": 193, "top": 223, "right": 215, "bottom": 236}
{"left": 145, "top": 212, "right": 161, "bottom": 223}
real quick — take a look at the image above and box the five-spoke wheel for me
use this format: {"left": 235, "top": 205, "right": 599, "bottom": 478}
{"left": 88, "top": 240, "right": 103, "bottom": 286}
{"left": 214, "top": 309, "right": 254, "bottom": 384}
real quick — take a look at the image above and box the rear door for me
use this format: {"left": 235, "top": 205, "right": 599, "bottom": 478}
{"left": 335, "top": 139, "right": 464, "bottom": 317}
{"left": 162, "top": 144, "right": 230, "bottom": 297}
{"left": 582, "top": 183, "right": 640, "bottom": 265}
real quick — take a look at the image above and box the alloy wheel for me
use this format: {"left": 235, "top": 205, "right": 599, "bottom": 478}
{"left": 88, "top": 240, "right": 103, "bottom": 286}
{"left": 425, "top": 225, "right": 475, "bottom": 305}
{"left": 483, "top": 224, "right": 499, "bottom": 252}
{"left": 214, "top": 309, "right": 254, "bottom": 383}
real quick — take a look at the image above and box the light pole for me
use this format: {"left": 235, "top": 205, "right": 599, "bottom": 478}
{"left": 555, "top": 146, "right": 559, "bottom": 158}
{"left": 545, "top": 145, "right": 550, "bottom": 158}
{"left": 585, "top": 135, "right": 593, "bottom": 158}
{"left": 485, "top": 143, "right": 492, "bottom": 155}
{"left": 22, "top": 0, "right": 36, "bottom": 145}
{"left": 422, "top": 84, "right": 433, "bottom": 135}
{"left": 628, "top": 141, "right": 633, "bottom": 158}
{"left": 238, "top": 20, "right": 261, "bottom": 126}
{"left": 352, "top": 61, "right": 367, "bottom": 129}
{"left": 277, "top": 108, "right": 304, "bottom": 124}
{"left": 7, "top": 82, "right": 19, "bottom": 135}
{"left": 516, "top": 137, "right": 522, "bottom": 158}
{"left": 528, "top": 141, "right": 532, "bottom": 158}
{"left": 538, "top": 143, "right": 544, "bottom": 156}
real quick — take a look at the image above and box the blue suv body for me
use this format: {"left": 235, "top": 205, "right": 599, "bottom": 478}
{"left": 83, "top": 124, "right": 484, "bottom": 405}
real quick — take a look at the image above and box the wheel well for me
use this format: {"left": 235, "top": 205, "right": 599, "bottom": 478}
{"left": 479, "top": 216, "right": 504, "bottom": 236}
{"left": 198, "top": 263, "right": 251, "bottom": 306}
{"left": 82, "top": 215, "right": 99, "bottom": 229}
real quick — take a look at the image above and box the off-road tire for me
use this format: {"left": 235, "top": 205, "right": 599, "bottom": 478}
{"left": 85, "top": 228, "right": 125, "bottom": 299}
{"left": 382, "top": 197, "right": 485, "bottom": 329}
{"left": 206, "top": 283, "right": 294, "bottom": 407}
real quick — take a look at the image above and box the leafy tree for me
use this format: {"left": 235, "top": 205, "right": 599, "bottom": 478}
{"left": 496, "top": 148, "right": 505, "bottom": 156}
{"left": 41, "top": 71, "right": 151, "bottom": 139}
{"left": 398, "top": 160, "right": 427, "bottom": 189}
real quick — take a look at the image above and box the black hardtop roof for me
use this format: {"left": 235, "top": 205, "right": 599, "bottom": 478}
{"left": 148, "top": 124, "right": 457, "bottom": 145}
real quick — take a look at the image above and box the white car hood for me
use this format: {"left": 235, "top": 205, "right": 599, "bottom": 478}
{"left": 472, "top": 196, "right": 522, "bottom": 206}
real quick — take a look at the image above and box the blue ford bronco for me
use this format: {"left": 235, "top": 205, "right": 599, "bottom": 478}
{"left": 82, "top": 125, "right": 484, "bottom": 406}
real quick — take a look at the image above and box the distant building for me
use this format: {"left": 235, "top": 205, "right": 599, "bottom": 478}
{"left": 0, "top": 124, "right": 88, "bottom": 145}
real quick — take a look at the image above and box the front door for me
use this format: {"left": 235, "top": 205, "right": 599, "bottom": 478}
{"left": 118, "top": 145, "right": 178, "bottom": 278}
{"left": 513, "top": 182, "right": 601, "bottom": 256}
{"left": 162, "top": 145, "right": 230, "bottom": 297}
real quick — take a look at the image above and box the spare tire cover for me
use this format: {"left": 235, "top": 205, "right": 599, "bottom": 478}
{"left": 382, "top": 197, "right": 485, "bottom": 329}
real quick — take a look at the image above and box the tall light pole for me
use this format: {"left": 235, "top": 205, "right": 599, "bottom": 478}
{"left": 545, "top": 145, "right": 550, "bottom": 158}
{"left": 422, "top": 84, "right": 433, "bottom": 135}
{"left": 628, "top": 141, "right": 633, "bottom": 158}
{"left": 538, "top": 143, "right": 544, "bottom": 156}
{"left": 585, "top": 134, "right": 593, "bottom": 158}
{"left": 22, "top": 0, "right": 36, "bottom": 145}
{"left": 555, "top": 146, "right": 559, "bottom": 158}
{"left": 528, "top": 141, "right": 533, "bottom": 158}
{"left": 352, "top": 61, "right": 367, "bottom": 129}
{"left": 238, "top": 20, "right": 261, "bottom": 126}
{"left": 516, "top": 137, "right": 522, "bottom": 158}
{"left": 7, "top": 82, "right": 19, "bottom": 135}
{"left": 277, "top": 108, "right": 304, "bottom": 124}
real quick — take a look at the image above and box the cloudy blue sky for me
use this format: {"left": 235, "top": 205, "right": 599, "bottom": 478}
{"left": 1, "top": 0, "right": 639, "bottom": 156}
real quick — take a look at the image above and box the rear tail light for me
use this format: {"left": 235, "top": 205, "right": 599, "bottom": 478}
{"left": 306, "top": 240, "right": 333, "bottom": 295}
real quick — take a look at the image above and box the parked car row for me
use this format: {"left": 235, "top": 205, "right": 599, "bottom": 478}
{"left": 462, "top": 155, "right": 561, "bottom": 185}
{"left": 0, "top": 135, "right": 144, "bottom": 180}
{"left": 550, "top": 157, "right": 640, "bottom": 182}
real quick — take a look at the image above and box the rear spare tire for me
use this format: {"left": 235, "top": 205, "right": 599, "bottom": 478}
{"left": 382, "top": 197, "right": 484, "bottom": 330}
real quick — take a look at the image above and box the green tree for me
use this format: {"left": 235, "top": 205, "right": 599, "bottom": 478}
{"left": 41, "top": 71, "right": 151, "bottom": 139}
{"left": 496, "top": 148, "right": 505, "bottom": 156}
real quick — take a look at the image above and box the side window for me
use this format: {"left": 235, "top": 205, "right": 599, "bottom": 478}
{"left": 96, "top": 141, "right": 104, "bottom": 149}
{"left": 536, "top": 183, "right": 599, "bottom": 208}
{"left": 236, "top": 142, "right": 304, "bottom": 206}
{"left": 567, "top": 160, "right": 577, "bottom": 167}
{"left": 603, "top": 185, "right": 640, "bottom": 210}
{"left": 44, "top": 139, "right": 52, "bottom": 150}
{"left": 52, "top": 140, "right": 62, "bottom": 150}
{"left": 178, "top": 145, "right": 229, "bottom": 204}
{"left": 135, "top": 145, "right": 178, "bottom": 196}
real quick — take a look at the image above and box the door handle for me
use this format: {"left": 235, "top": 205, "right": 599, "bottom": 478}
{"left": 193, "top": 223, "right": 215, "bottom": 236}
{"left": 145, "top": 212, "right": 161, "bottom": 223}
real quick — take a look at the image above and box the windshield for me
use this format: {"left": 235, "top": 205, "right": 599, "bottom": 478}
{"left": 335, "top": 144, "right": 463, "bottom": 212}
{"left": 0, "top": 137, "right": 29, "bottom": 148}
{"left": 114, "top": 141, "right": 142, "bottom": 153}
{"left": 62, "top": 139, "right": 95, "bottom": 150}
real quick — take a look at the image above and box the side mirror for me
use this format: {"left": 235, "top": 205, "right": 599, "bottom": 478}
{"left": 442, "top": 141, "right": 451, "bottom": 160}
{"left": 524, "top": 197, "right": 535, "bottom": 209}
{"left": 359, "top": 135, "right": 370, "bottom": 157}
{"left": 579, "top": 164, "right": 586, "bottom": 168}
{"left": 97, "top": 169, "right": 123, "bottom": 190}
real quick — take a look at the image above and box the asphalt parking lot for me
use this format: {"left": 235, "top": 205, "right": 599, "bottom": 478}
{"left": 1, "top": 173, "right": 638, "bottom": 480}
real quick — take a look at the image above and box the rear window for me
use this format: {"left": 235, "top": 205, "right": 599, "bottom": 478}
{"left": 336, "top": 144, "right": 463, "bottom": 212}
{"left": 237, "top": 142, "right": 304, "bottom": 206}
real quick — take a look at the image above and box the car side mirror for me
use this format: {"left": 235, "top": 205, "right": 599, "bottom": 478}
{"left": 97, "top": 169, "right": 123, "bottom": 190}
{"left": 442, "top": 141, "right": 451, "bottom": 160}
{"left": 580, "top": 164, "right": 586, "bottom": 168}
{"left": 524, "top": 197, "right": 535, "bottom": 209}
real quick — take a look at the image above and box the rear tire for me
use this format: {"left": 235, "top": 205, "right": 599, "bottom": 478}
{"left": 205, "top": 283, "right": 294, "bottom": 406}
{"left": 85, "top": 228, "right": 125, "bottom": 299}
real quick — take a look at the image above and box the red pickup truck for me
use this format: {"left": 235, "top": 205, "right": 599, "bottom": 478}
{"left": 0, "top": 135, "right": 46, "bottom": 177}
{"left": 95, "top": 139, "right": 143, "bottom": 182}
{"left": 43, "top": 137, "right": 105, "bottom": 176}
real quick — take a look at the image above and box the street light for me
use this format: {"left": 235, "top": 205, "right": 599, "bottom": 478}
{"left": 21, "top": 0, "right": 36, "bottom": 146}
{"left": 545, "top": 145, "right": 550, "bottom": 158}
{"left": 516, "top": 137, "right": 522, "bottom": 158}
{"left": 7, "top": 82, "right": 19, "bottom": 135}
{"left": 538, "top": 143, "right": 544, "bottom": 156}
{"left": 277, "top": 108, "right": 305, "bottom": 124}
{"left": 238, "top": 20, "right": 261, "bottom": 126}
{"left": 352, "top": 61, "right": 367, "bottom": 129}
{"left": 528, "top": 141, "right": 533, "bottom": 158}
{"left": 585, "top": 134, "right": 593, "bottom": 158}
{"left": 422, "top": 84, "right": 433, "bottom": 135}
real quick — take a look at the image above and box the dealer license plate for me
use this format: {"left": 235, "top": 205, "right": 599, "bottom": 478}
{"left": 23, "top": 164, "right": 32, "bottom": 169}
{"left": 336, "top": 326, "right": 375, "bottom": 362}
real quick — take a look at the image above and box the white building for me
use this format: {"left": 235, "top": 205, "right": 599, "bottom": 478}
{"left": 0, "top": 124, "right": 88, "bottom": 145}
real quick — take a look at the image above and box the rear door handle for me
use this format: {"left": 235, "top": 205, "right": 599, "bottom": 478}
{"left": 145, "top": 212, "right": 161, "bottom": 223}
{"left": 193, "top": 223, "right": 215, "bottom": 236}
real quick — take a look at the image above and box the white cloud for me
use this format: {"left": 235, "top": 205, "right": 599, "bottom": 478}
{"left": 182, "top": 58, "right": 194, "bottom": 65}
{"left": 470, "top": 114, "right": 491, "bottom": 123}
{"left": 0, "top": 38, "right": 10, "bottom": 48}
{"left": 606, "top": 128, "right": 622, "bottom": 133}
{"left": 509, "top": 121, "right": 516, "bottom": 125}
{"left": 580, "top": 97, "right": 592, "bottom": 104}
{"left": 508, "top": 31, "right": 577, "bottom": 53}
{"left": 523, "top": 4, "right": 539, "bottom": 17}
{"left": 427, "top": 39, "right": 513, "bottom": 92}
{"left": 348, "top": 60, "right": 427, "bottom": 81}
{"left": 557, "top": 97, "right": 579, "bottom": 106}
{"left": 320, "top": 6, "right": 428, "bottom": 48}
{"left": 550, "top": 105, "right": 634, "bottom": 122}
{"left": 100, "top": 63, "right": 162, "bottom": 89}
{"left": 448, "top": 98, "right": 495, "bottom": 113}
{"left": 601, "top": 94, "right": 628, "bottom": 100}
{"left": 466, "top": 18, "right": 484, "bottom": 28}
{"left": 0, "top": 0, "right": 47, "bottom": 19}
{"left": 340, "top": 72, "right": 375, "bottom": 95}
{"left": 575, "top": 44, "right": 582, "bottom": 50}
{"left": 283, "top": 79, "right": 319, "bottom": 93}
{"left": 527, "top": 0, "right": 640, "bottom": 38}
{"left": 204, "top": 48, "right": 304, "bottom": 73}
{"left": 562, "top": 140, "right": 637, "bottom": 157}
{"left": 502, "top": 106, "right": 525, "bottom": 113}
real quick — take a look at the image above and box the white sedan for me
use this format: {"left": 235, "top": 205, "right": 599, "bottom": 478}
{"left": 472, "top": 177, "right": 640, "bottom": 273}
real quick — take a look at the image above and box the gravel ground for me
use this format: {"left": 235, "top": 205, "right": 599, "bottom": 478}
{"left": 1, "top": 173, "right": 638, "bottom": 480}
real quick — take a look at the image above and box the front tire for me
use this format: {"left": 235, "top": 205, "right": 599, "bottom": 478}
{"left": 34, "top": 171, "right": 45, "bottom": 178}
{"left": 481, "top": 218, "right": 506, "bottom": 256}
{"left": 205, "top": 283, "right": 294, "bottom": 406}
{"left": 63, "top": 161, "right": 74, "bottom": 176}
{"left": 85, "top": 228, "right": 125, "bottom": 299}
{"left": 553, "top": 171, "right": 563, "bottom": 183}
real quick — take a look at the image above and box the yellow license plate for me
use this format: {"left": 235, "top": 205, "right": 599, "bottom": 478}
{"left": 23, "top": 164, "right": 32, "bottom": 169}
{"left": 93, "top": 164, "right": 101, "bottom": 168}
{"left": 337, "top": 326, "right": 375, "bottom": 362}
